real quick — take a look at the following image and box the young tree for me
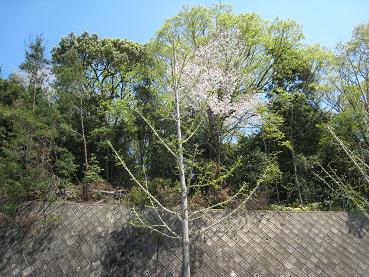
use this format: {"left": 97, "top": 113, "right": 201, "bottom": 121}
{"left": 315, "top": 126, "right": 369, "bottom": 217}
{"left": 331, "top": 23, "right": 369, "bottom": 147}
{"left": 316, "top": 23, "right": 369, "bottom": 212}
{"left": 53, "top": 62, "right": 92, "bottom": 198}
{"left": 18, "top": 34, "right": 50, "bottom": 110}
{"left": 109, "top": 8, "right": 276, "bottom": 275}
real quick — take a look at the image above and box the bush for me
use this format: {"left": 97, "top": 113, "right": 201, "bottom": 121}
{"left": 268, "top": 202, "right": 322, "bottom": 211}
{"left": 127, "top": 177, "right": 179, "bottom": 207}
{"left": 81, "top": 155, "right": 103, "bottom": 200}
{"left": 0, "top": 201, "right": 20, "bottom": 215}
{"left": 55, "top": 148, "right": 77, "bottom": 186}
{"left": 82, "top": 155, "right": 103, "bottom": 184}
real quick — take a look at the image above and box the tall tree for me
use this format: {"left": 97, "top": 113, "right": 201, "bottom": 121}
{"left": 110, "top": 6, "right": 282, "bottom": 275}
{"left": 19, "top": 34, "right": 50, "bottom": 110}
{"left": 0, "top": 73, "right": 57, "bottom": 206}
{"left": 52, "top": 32, "right": 147, "bottom": 186}
{"left": 317, "top": 23, "right": 369, "bottom": 210}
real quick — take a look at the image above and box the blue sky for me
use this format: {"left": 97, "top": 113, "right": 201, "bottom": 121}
{"left": 1, "top": 0, "right": 368, "bottom": 76}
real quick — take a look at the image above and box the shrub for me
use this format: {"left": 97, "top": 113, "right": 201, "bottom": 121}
{"left": 55, "top": 148, "right": 77, "bottom": 186}
{"left": 127, "top": 177, "right": 179, "bottom": 207}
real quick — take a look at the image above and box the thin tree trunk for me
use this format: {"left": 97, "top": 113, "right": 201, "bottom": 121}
{"left": 216, "top": 125, "right": 221, "bottom": 166}
{"left": 291, "top": 145, "right": 303, "bottom": 206}
{"left": 105, "top": 153, "right": 109, "bottom": 181}
{"left": 31, "top": 79, "right": 37, "bottom": 111}
{"left": 276, "top": 181, "right": 280, "bottom": 204}
{"left": 80, "top": 96, "right": 88, "bottom": 170}
{"left": 173, "top": 47, "right": 191, "bottom": 277}
{"left": 32, "top": 88, "right": 36, "bottom": 111}
{"left": 176, "top": 93, "right": 190, "bottom": 277}
{"left": 290, "top": 105, "right": 302, "bottom": 206}
{"left": 80, "top": 95, "right": 89, "bottom": 201}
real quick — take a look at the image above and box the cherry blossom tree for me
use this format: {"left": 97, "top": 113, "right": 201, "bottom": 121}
{"left": 180, "top": 29, "right": 262, "bottom": 164}
{"left": 109, "top": 26, "right": 269, "bottom": 277}
{"left": 110, "top": 5, "right": 304, "bottom": 276}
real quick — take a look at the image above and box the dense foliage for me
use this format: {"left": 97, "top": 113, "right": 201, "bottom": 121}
{"left": 0, "top": 5, "right": 368, "bottom": 215}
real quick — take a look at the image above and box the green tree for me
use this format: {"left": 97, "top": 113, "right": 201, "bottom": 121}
{"left": 0, "top": 78, "right": 57, "bottom": 206}
{"left": 318, "top": 23, "right": 369, "bottom": 211}
{"left": 52, "top": 32, "right": 148, "bottom": 187}
{"left": 19, "top": 34, "right": 50, "bottom": 110}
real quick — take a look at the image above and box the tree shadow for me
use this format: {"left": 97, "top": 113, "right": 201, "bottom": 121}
{"left": 0, "top": 202, "right": 59, "bottom": 276}
{"left": 100, "top": 223, "right": 162, "bottom": 276}
{"left": 346, "top": 212, "right": 369, "bottom": 238}
{"left": 100, "top": 208, "right": 205, "bottom": 276}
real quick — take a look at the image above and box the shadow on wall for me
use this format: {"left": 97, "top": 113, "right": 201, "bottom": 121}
{"left": 0, "top": 202, "right": 58, "bottom": 275}
{"left": 346, "top": 212, "right": 369, "bottom": 238}
{"left": 100, "top": 209, "right": 205, "bottom": 277}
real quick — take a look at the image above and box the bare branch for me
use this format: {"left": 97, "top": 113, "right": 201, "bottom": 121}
{"left": 135, "top": 108, "right": 177, "bottom": 158}
{"left": 131, "top": 208, "right": 180, "bottom": 239}
{"left": 328, "top": 126, "right": 369, "bottom": 182}
{"left": 109, "top": 141, "right": 180, "bottom": 218}
{"left": 190, "top": 178, "right": 263, "bottom": 241}
{"left": 181, "top": 120, "right": 202, "bottom": 144}
{"left": 141, "top": 158, "right": 180, "bottom": 238}
{"left": 313, "top": 166, "right": 369, "bottom": 218}
{"left": 189, "top": 183, "right": 247, "bottom": 220}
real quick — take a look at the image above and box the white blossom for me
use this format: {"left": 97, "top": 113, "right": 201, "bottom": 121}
{"left": 177, "top": 29, "right": 261, "bottom": 127}
{"left": 13, "top": 67, "right": 53, "bottom": 92}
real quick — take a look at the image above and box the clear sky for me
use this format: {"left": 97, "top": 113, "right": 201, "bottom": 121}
{"left": 1, "top": 0, "right": 368, "bottom": 76}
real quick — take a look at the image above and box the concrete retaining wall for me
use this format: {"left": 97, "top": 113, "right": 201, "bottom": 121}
{"left": 0, "top": 202, "right": 368, "bottom": 276}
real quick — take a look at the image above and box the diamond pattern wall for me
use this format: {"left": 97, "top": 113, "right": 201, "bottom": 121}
{"left": 0, "top": 202, "right": 368, "bottom": 276}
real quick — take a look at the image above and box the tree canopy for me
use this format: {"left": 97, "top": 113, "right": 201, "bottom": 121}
{"left": 0, "top": 5, "right": 368, "bottom": 218}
